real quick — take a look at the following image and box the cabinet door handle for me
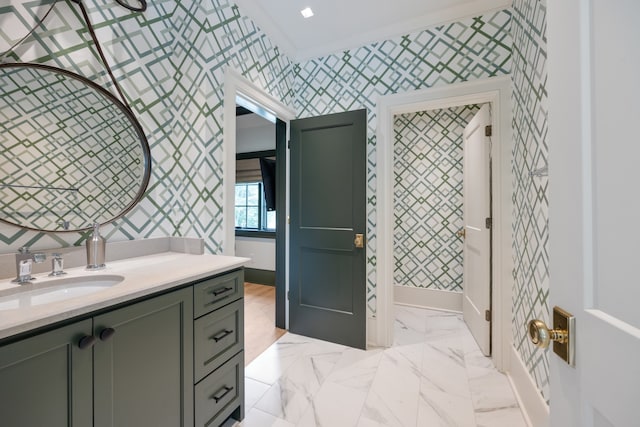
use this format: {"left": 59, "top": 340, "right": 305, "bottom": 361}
{"left": 99, "top": 327, "right": 116, "bottom": 341}
{"left": 78, "top": 335, "right": 97, "bottom": 350}
{"left": 210, "top": 329, "right": 233, "bottom": 342}
{"left": 211, "top": 385, "right": 234, "bottom": 403}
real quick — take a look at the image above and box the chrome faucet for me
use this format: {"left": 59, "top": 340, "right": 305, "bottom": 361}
{"left": 12, "top": 246, "right": 46, "bottom": 284}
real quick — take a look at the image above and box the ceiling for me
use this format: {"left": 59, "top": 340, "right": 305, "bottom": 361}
{"left": 233, "top": 0, "right": 512, "bottom": 62}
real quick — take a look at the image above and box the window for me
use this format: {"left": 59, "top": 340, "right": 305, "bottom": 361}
{"left": 235, "top": 182, "right": 275, "bottom": 231}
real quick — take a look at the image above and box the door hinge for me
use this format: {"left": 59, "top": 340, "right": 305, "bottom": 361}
{"left": 485, "top": 217, "right": 492, "bottom": 229}
{"left": 287, "top": 290, "right": 290, "bottom": 300}
{"left": 485, "top": 125, "right": 492, "bottom": 137}
{"left": 485, "top": 310, "right": 491, "bottom": 322}
{"left": 287, "top": 140, "right": 291, "bottom": 149}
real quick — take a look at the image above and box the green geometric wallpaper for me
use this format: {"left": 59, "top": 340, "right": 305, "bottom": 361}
{"left": 393, "top": 105, "right": 480, "bottom": 292}
{"left": 294, "top": 10, "right": 512, "bottom": 315}
{"left": 1, "top": 0, "right": 551, "bottom": 404}
{"left": 0, "top": 0, "right": 293, "bottom": 252}
{"left": 511, "top": 0, "right": 550, "bottom": 402}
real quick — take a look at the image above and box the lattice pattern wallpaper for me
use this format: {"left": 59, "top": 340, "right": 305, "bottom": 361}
{"left": 511, "top": 0, "right": 550, "bottom": 402}
{"left": 0, "top": 0, "right": 293, "bottom": 253}
{"left": 393, "top": 105, "right": 480, "bottom": 292}
{"left": 1, "top": 0, "right": 550, "bottom": 404}
{"left": 294, "top": 10, "right": 512, "bottom": 314}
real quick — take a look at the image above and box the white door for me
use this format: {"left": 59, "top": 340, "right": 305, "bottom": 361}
{"left": 462, "top": 104, "right": 491, "bottom": 356}
{"left": 547, "top": 1, "right": 640, "bottom": 425}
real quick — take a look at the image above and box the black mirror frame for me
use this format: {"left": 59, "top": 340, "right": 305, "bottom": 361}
{"left": 114, "top": 0, "right": 147, "bottom": 12}
{"left": 0, "top": 62, "right": 152, "bottom": 233}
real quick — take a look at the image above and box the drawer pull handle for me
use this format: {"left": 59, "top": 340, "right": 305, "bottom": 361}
{"left": 211, "top": 329, "right": 233, "bottom": 342}
{"left": 205, "top": 287, "right": 234, "bottom": 306}
{"left": 210, "top": 286, "right": 233, "bottom": 297}
{"left": 78, "top": 335, "right": 97, "bottom": 350}
{"left": 211, "top": 385, "right": 234, "bottom": 403}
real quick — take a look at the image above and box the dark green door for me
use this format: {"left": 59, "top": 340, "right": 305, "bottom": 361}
{"left": 289, "top": 109, "right": 367, "bottom": 349}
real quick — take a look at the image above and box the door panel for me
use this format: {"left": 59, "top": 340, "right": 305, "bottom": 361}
{"left": 290, "top": 109, "right": 366, "bottom": 349}
{"left": 300, "top": 248, "right": 353, "bottom": 312}
{"left": 93, "top": 288, "right": 193, "bottom": 427}
{"left": 299, "top": 125, "right": 354, "bottom": 228}
{"left": 547, "top": 1, "right": 640, "bottom": 425}
{"left": 0, "top": 320, "right": 93, "bottom": 427}
{"left": 462, "top": 104, "right": 492, "bottom": 356}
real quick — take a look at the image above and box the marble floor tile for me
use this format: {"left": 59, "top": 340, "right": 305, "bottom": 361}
{"left": 474, "top": 406, "right": 527, "bottom": 427}
{"left": 360, "top": 349, "right": 422, "bottom": 427}
{"left": 253, "top": 355, "right": 325, "bottom": 423}
{"left": 245, "top": 377, "right": 271, "bottom": 411}
{"left": 245, "top": 339, "right": 307, "bottom": 385}
{"left": 464, "top": 346, "right": 525, "bottom": 426}
{"left": 297, "top": 381, "right": 368, "bottom": 427}
{"left": 418, "top": 340, "right": 476, "bottom": 427}
{"left": 325, "top": 347, "right": 384, "bottom": 392}
{"left": 242, "top": 306, "right": 527, "bottom": 427}
{"left": 239, "top": 408, "right": 295, "bottom": 427}
{"left": 253, "top": 379, "right": 313, "bottom": 424}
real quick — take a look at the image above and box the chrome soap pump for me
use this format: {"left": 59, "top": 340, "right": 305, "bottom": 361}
{"left": 86, "top": 222, "right": 106, "bottom": 270}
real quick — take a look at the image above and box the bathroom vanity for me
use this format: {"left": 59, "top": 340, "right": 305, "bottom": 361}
{"left": 0, "top": 250, "right": 247, "bottom": 427}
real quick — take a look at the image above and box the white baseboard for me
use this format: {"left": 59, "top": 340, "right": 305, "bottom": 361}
{"left": 507, "top": 346, "right": 550, "bottom": 427}
{"left": 367, "top": 316, "right": 377, "bottom": 348}
{"left": 394, "top": 285, "right": 462, "bottom": 312}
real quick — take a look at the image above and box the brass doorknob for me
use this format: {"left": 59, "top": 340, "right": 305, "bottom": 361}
{"left": 528, "top": 319, "right": 568, "bottom": 349}
{"left": 456, "top": 229, "right": 466, "bottom": 238}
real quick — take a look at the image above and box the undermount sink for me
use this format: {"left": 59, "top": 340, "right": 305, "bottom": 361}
{"left": 0, "top": 275, "right": 124, "bottom": 310}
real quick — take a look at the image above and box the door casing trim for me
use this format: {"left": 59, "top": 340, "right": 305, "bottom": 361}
{"left": 375, "top": 75, "right": 513, "bottom": 371}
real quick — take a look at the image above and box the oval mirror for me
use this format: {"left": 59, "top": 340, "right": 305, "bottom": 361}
{"left": 0, "top": 63, "right": 151, "bottom": 232}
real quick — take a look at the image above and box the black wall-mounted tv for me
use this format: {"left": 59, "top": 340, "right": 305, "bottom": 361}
{"left": 260, "top": 157, "right": 276, "bottom": 211}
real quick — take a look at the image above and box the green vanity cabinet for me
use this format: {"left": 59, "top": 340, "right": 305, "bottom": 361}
{"left": 0, "top": 319, "right": 94, "bottom": 427}
{"left": 93, "top": 287, "right": 194, "bottom": 427}
{"left": 0, "top": 267, "right": 244, "bottom": 427}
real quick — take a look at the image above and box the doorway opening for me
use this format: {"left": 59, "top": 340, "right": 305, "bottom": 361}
{"left": 233, "top": 102, "right": 285, "bottom": 364}
{"left": 223, "top": 69, "right": 295, "bottom": 364}
{"left": 376, "top": 76, "right": 512, "bottom": 370}
{"left": 391, "top": 103, "right": 493, "bottom": 354}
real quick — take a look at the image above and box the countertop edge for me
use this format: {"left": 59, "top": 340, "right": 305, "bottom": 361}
{"left": 0, "top": 253, "right": 249, "bottom": 342}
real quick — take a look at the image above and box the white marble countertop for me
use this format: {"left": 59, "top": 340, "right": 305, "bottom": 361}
{"left": 0, "top": 252, "right": 249, "bottom": 341}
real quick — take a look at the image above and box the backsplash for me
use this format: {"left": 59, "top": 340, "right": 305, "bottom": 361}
{"left": 0, "top": 0, "right": 293, "bottom": 254}
{"left": 393, "top": 105, "right": 480, "bottom": 292}
{"left": 511, "top": 0, "right": 550, "bottom": 402}
{"left": 293, "top": 10, "right": 512, "bottom": 314}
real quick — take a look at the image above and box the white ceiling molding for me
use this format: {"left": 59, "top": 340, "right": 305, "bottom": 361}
{"left": 233, "top": 0, "right": 512, "bottom": 62}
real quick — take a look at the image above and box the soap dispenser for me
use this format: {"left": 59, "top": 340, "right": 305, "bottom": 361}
{"left": 86, "top": 222, "right": 106, "bottom": 270}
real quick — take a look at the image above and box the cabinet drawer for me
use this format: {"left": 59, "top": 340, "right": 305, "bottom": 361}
{"left": 194, "top": 298, "right": 244, "bottom": 382}
{"left": 195, "top": 351, "right": 244, "bottom": 427}
{"left": 193, "top": 270, "right": 244, "bottom": 318}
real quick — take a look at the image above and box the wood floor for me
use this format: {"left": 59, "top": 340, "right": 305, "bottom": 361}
{"left": 244, "top": 282, "right": 286, "bottom": 365}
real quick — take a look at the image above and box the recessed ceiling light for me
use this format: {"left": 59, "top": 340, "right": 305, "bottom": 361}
{"left": 300, "top": 7, "right": 314, "bottom": 18}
